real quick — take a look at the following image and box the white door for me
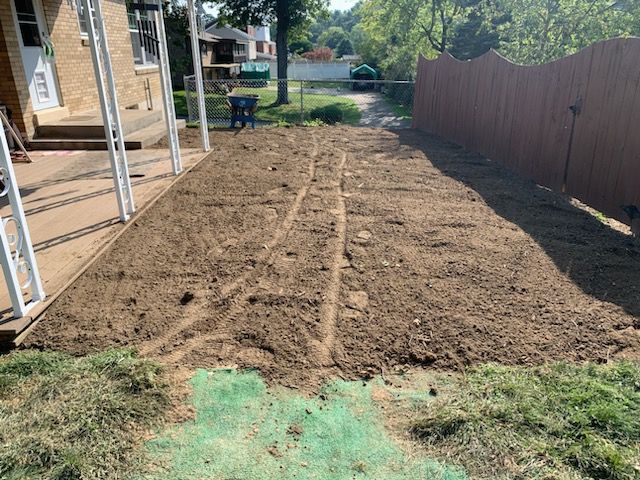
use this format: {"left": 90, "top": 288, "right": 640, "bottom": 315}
{"left": 11, "top": 0, "right": 60, "bottom": 111}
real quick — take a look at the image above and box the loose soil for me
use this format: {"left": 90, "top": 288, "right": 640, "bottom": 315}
{"left": 26, "top": 127, "right": 640, "bottom": 389}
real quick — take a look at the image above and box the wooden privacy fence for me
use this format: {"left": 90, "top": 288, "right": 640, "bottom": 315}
{"left": 412, "top": 37, "right": 640, "bottom": 225}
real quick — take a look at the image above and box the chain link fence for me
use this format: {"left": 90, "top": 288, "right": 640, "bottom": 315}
{"left": 183, "top": 76, "right": 414, "bottom": 128}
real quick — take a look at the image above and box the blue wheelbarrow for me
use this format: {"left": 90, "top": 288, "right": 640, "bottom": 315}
{"left": 227, "top": 93, "right": 260, "bottom": 128}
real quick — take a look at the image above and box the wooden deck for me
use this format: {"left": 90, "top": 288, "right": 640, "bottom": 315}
{"left": 0, "top": 147, "right": 208, "bottom": 341}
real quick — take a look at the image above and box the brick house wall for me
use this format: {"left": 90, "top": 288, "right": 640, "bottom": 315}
{"left": 0, "top": 5, "right": 31, "bottom": 135}
{"left": 0, "top": 0, "right": 162, "bottom": 138}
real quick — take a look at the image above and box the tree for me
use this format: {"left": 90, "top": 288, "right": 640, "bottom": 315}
{"left": 163, "top": 0, "right": 194, "bottom": 88}
{"left": 290, "top": 38, "right": 314, "bottom": 54}
{"left": 309, "top": 9, "right": 359, "bottom": 43}
{"left": 353, "top": 0, "right": 640, "bottom": 78}
{"left": 302, "top": 46, "right": 334, "bottom": 61}
{"left": 317, "top": 26, "right": 350, "bottom": 49}
{"left": 335, "top": 38, "right": 354, "bottom": 57}
{"left": 213, "top": 0, "right": 329, "bottom": 104}
{"left": 498, "top": 0, "right": 639, "bottom": 63}
{"left": 449, "top": 5, "right": 511, "bottom": 60}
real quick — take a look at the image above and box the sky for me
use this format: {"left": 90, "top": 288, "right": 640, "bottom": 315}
{"left": 330, "top": 0, "right": 358, "bottom": 10}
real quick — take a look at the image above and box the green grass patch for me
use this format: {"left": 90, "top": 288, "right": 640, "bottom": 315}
{"left": 301, "top": 81, "right": 350, "bottom": 89}
{"left": 382, "top": 94, "right": 412, "bottom": 119}
{"left": 173, "top": 91, "right": 188, "bottom": 118}
{"left": 594, "top": 210, "right": 609, "bottom": 224}
{"left": 173, "top": 89, "right": 361, "bottom": 126}
{"left": 0, "top": 349, "right": 168, "bottom": 480}
{"left": 412, "top": 362, "right": 640, "bottom": 480}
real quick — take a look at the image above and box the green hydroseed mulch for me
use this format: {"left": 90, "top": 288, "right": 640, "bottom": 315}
{"left": 144, "top": 369, "right": 465, "bottom": 480}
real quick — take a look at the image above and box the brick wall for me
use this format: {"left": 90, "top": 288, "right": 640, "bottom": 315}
{"left": 0, "top": 0, "right": 162, "bottom": 138}
{"left": 0, "top": 2, "right": 33, "bottom": 136}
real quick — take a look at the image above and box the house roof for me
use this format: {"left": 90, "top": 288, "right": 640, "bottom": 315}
{"left": 351, "top": 64, "right": 378, "bottom": 79}
{"left": 205, "top": 23, "right": 257, "bottom": 43}
{"left": 198, "top": 31, "right": 221, "bottom": 43}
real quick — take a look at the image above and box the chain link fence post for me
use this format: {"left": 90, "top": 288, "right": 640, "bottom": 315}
{"left": 300, "top": 80, "right": 304, "bottom": 125}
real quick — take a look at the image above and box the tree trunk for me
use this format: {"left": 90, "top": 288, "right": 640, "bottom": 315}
{"left": 275, "top": 0, "right": 289, "bottom": 104}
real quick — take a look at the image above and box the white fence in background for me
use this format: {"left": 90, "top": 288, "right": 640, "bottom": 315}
{"left": 267, "top": 62, "right": 351, "bottom": 80}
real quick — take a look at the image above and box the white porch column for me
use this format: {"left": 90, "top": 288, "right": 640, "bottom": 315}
{"left": 187, "top": 0, "right": 210, "bottom": 152}
{"left": 82, "top": 0, "right": 135, "bottom": 222}
{"left": 152, "top": 0, "right": 183, "bottom": 174}
{"left": 0, "top": 123, "right": 45, "bottom": 318}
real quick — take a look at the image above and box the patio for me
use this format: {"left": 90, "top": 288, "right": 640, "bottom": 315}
{"left": 0, "top": 146, "right": 208, "bottom": 341}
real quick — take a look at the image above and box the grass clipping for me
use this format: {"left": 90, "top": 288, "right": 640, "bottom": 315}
{"left": 412, "top": 362, "right": 640, "bottom": 479}
{"left": 0, "top": 349, "right": 168, "bottom": 480}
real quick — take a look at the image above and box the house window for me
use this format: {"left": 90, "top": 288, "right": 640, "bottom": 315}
{"left": 34, "top": 71, "right": 50, "bottom": 101}
{"left": 74, "top": 0, "right": 88, "bottom": 36}
{"left": 15, "top": 0, "right": 41, "bottom": 46}
{"left": 126, "top": 2, "right": 158, "bottom": 66}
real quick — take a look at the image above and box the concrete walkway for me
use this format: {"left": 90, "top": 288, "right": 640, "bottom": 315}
{"left": 302, "top": 88, "right": 412, "bottom": 129}
{"left": 343, "top": 91, "right": 412, "bottom": 129}
{"left": 0, "top": 147, "right": 207, "bottom": 338}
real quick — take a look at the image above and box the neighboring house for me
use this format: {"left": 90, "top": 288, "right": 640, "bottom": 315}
{"left": 201, "top": 23, "right": 258, "bottom": 80}
{"left": 342, "top": 54, "right": 362, "bottom": 63}
{"left": 0, "top": 0, "right": 164, "bottom": 144}
{"left": 254, "top": 25, "right": 276, "bottom": 61}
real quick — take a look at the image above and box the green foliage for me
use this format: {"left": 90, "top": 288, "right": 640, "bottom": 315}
{"left": 352, "top": 0, "right": 640, "bottom": 79}
{"left": 0, "top": 349, "right": 168, "bottom": 480}
{"left": 290, "top": 38, "right": 314, "bottom": 54}
{"left": 498, "top": 0, "right": 640, "bottom": 64}
{"left": 309, "top": 104, "right": 345, "bottom": 124}
{"left": 412, "top": 362, "right": 640, "bottom": 479}
{"left": 335, "top": 37, "right": 355, "bottom": 57}
{"left": 213, "top": 0, "right": 328, "bottom": 32}
{"left": 309, "top": 8, "right": 360, "bottom": 43}
{"left": 318, "top": 26, "right": 350, "bottom": 49}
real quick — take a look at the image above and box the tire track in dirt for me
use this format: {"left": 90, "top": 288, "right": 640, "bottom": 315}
{"left": 140, "top": 135, "right": 319, "bottom": 359}
{"left": 218, "top": 135, "right": 319, "bottom": 298}
{"left": 309, "top": 149, "right": 349, "bottom": 367}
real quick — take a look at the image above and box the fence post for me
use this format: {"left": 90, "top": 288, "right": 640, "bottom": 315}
{"left": 184, "top": 75, "right": 193, "bottom": 122}
{"left": 153, "top": 0, "right": 182, "bottom": 175}
{"left": 300, "top": 80, "right": 304, "bottom": 125}
{"left": 187, "top": 0, "right": 210, "bottom": 152}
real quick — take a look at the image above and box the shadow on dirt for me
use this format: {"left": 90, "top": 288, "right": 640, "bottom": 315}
{"left": 396, "top": 130, "right": 640, "bottom": 320}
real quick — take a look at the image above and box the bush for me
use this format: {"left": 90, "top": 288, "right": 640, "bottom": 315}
{"left": 309, "top": 105, "right": 344, "bottom": 124}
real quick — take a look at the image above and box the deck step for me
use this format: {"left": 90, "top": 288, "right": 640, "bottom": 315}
{"left": 125, "top": 118, "right": 187, "bottom": 149}
{"left": 29, "top": 119, "right": 186, "bottom": 151}
{"left": 35, "top": 109, "right": 164, "bottom": 140}
{"left": 0, "top": 315, "right": 33, "bottom": 341}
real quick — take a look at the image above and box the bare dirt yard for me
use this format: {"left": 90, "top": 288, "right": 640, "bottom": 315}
{"left": 27, "top": 126, "right": 640, "bottom": 389}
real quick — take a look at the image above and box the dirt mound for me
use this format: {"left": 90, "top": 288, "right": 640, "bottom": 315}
{"left": 26, "top": 127, "right": 640, "bottom": 389}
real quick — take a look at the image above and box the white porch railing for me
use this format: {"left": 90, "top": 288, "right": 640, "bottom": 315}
{"left": 0, "top": 122, "right": 45, "bottom": 318}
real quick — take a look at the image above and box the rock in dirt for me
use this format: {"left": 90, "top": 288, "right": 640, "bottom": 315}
{"left": 287, "top": 424, "right": 304, "bottom": 437}
{"left": 410, "top": 351, "right": 438, "bottom": 365}
{"left": 346, "top": 291, "right": 369, "bottom": 312}
{"left": 267, "top": 445, "right": 283, "bottom": 457}
{"left": 180, "top": 291, "right": 195, "bottom": 305}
